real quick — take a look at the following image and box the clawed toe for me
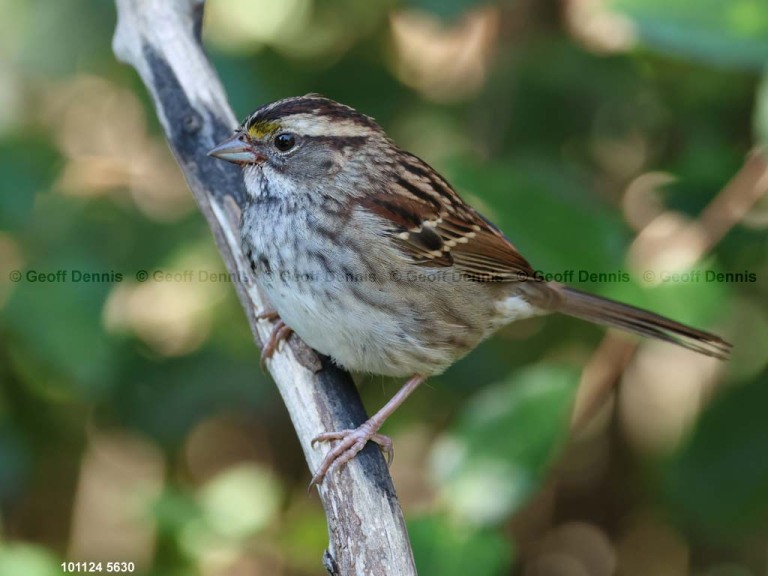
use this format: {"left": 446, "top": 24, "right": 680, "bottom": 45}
{"left": 255, "top": 310, "right": 280, "bottom": 322}
{"left": 372, "top": 433, "right": 393, "bottom": 465}
{"left": 307, "top": 375, "right": 426, "bottom": 490}
{"left": 259, "top": 317, "right": 293, "bottom": 369}
{"left": 309, "top": 426, "right": 394, "bottom": 489}
{"left": 311, "top": 430, "right": 352, "bottom": 447}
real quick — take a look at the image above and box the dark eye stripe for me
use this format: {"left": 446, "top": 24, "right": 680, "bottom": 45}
{"left": 303, "top": 135, "right": 369, "bottom": 151}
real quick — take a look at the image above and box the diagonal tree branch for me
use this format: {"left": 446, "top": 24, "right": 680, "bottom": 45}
{"left": 112, "top": 1, "right": 416, "bottom": 574}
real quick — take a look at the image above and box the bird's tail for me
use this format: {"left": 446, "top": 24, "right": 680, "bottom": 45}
{"left": 544, "top": 284, "right": 732, "bottom": 360}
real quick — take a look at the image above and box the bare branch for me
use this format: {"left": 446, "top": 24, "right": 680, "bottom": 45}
{"left": 112, "top": 1, "right": 416, "bottom": 573}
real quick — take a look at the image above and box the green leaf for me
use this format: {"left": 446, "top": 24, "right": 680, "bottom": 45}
{"left": 409, "top": 514, "right": 513, "bottom": 576}
{"left": 663, "top": 371, "right": 768, "bottom": 541}
{"left": 434, "top": 365, "right": 579, "bottom": 526}
{"left": 611, "top": 0, "right": 768, "bottom": 68}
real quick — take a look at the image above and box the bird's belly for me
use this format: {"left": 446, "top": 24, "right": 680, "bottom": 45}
{"left": 254, "top": 259, "right": 461, "bottom": 376}
{"left": 242, "top": 209, "right": 539, "bottom": 377}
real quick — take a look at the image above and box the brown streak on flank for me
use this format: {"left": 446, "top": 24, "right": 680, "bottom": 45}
{"left": 312, "top": 223, "right": 341, "bottom": 244}
{"left": 348, "top": 283, "right": 400, "bottom": 315}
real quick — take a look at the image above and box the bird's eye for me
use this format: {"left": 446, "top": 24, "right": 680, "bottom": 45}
{"left": 274, "top": 133, "right": 296, "bottom": 152}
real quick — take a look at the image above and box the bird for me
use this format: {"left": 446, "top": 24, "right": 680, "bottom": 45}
{"left": 208, "top": 94, "right": 731, "bottom": 488}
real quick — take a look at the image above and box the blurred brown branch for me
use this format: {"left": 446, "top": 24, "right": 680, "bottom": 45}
{"left": 111, "top": 1, "right": 416, "bottom": 574}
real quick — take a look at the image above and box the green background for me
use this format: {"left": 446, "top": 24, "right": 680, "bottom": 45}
{"left": 0, "top": 0, "right": 767, "bottom": 574}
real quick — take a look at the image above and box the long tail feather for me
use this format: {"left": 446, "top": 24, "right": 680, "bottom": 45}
{"left": 548, "top": 285, "right": 732, "bottom": 360}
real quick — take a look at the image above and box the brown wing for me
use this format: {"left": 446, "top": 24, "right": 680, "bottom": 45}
{"left": 357, "top": 152, "right": 535, "bottom": 282}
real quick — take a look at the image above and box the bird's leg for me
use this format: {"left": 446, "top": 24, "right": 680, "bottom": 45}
{"left": 258, "top": 311, "right": 293, "bottom": 368}
{"left": 309, "top": 374, "right": 427, "bottom": 489}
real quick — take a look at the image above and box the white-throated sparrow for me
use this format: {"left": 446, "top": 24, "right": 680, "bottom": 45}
{"left": 209, "top": 95, "right": 731, "bottom": 487}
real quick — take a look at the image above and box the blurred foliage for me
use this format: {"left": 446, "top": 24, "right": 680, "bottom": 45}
{"left": 756, "top": 74, "right": 768, "bottom": 148}
{"left": 408, "top": 514, "right": 512, "bottom": 575}
{"left": 610, "top": 0, "right": 768, "bottom": 68}
{"left": 0, "top": 0, "right": 766, "bottom": 574}
{"left": 663, "top": 371, "right": 768, "bottom": 542}
{"left": 435, "top": 365, "right": 579, "bottom": 528}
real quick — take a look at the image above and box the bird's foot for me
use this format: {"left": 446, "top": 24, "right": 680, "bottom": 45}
{"left": 309, "top": 422, "right": 393, "bottom": 489}
{"left": 259, "top": 313, "right": 293, "bottom": 368}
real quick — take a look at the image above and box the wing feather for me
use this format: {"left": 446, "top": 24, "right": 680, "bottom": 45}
{"left": 357, "top": 154, "right": 535, "bottom": 282}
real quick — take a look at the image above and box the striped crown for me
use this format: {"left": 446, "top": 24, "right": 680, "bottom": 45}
{"left": 241, "top": 94, "right": 384, "bottom": 140}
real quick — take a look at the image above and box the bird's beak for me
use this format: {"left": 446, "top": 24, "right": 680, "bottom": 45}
{"left": 207, "top": 133, "right": 265, "bottom": 165}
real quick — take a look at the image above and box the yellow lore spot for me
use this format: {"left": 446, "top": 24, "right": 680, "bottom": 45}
{"left": 247, "top": 121, "right": 280, "bottom": 139}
